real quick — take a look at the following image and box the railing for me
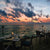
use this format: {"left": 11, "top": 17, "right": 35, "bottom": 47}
{"left": 0, "top": 25, "right": 13, "bottom": 37}
{"left": 0, "top": 25, "right": 34, "bottom": 38}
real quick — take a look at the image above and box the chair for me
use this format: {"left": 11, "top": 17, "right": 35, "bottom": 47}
{"left": 45, "top": 32, "right": 50, "bottom": 44}
{"left": 4, "top": 39, "right": 20, "bottom": 50}
{"left": 0, "top": 41, "right": 5, "bottom": 50}
{"left": 4, "top": 45, "right": 8, "bottom": 50}
{"left": 36, "top": 30, "right": 45, "bottom": 44}
{"left": 21, "top": 36, "right": 33, "bottom": 50}
{"left": 6, "top": 45, "right": 20, "bottom": 50}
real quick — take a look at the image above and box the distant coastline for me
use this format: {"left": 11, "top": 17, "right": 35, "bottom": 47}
{"left": 0, "top": 22, "right": 50, "bottom": 25}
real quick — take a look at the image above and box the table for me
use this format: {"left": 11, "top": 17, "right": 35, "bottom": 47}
{"left": 4, "top": 37, "right": 20, "bottom": 47}
{"left": 4, "top": 38, "right": 20, "bottom": 41}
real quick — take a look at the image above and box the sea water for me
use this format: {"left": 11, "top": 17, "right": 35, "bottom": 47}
{"left": 0, "top": 23, "right": 50, "bottom": 37}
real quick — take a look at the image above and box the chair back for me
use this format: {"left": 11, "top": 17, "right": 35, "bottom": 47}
{"left": 30, "top": 36, "right": 33, "bottom": 44}
{"left": 20, "top": 36, "right": 33, "bottom": 46}
{"left": 36, "top": 30, "right": 41, "bottom": 36}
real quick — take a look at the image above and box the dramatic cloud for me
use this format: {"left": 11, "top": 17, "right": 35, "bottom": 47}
{"left": 17, "top": 19, "right": 20, "bottom": 21}
{"left": 0, "top": 0, "right": 35, "bottom": 18}
{"left": 0, "top": 10, "right": 7, "bottom": 16}
{"left": 0, "top": 0, "right": 50, "bottom": 23}
{"left": 32, "top": 15, "right": 50, "bottom": 23}
{"left": 28, "top": 3, "right": 34, "bottom": 9}
{"left": 0, "top": 19, "right": 2, "bottom": 21}
{"left": 47, "top": 0, "right": 50, "bottom": 2}
{"left": 6, "top": 0, "right": 10, "bottom": 3}
{"left": 13, "top": 8, "right": 36, "bottom": 17}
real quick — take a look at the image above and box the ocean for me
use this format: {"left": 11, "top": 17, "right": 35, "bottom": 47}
{"left": 0, "top": 23, "right": 50, "bottom": 37}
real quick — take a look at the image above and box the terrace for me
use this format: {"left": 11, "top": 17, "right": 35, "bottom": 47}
{"left": 0, "top": 25, "right": 50, "bottom": 50}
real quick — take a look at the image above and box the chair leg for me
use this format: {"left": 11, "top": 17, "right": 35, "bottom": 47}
{"left": 32, "top": 45, "right": 33, "bottom": 50}
{"left": 39, "top": 37, "right": 41, "bottom": 44}
{"left": 20, "top": 45, "right": 23, "bottom": 50}
{"left": 29, "top": 46, "right": 31, "bottom": 50}
{"left": 24, "top": 47, "right": 27, "bottom": 50}
{"left": 36, "top": 37, "right": 37, "bottom": 43}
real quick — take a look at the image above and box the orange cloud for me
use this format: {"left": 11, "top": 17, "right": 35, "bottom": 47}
{"left": 0, "top": 11, "right": 50, "bottom": 23}
{"left": 5, "top": 7, "right": 15, "bottom": 12}
{"left": 17, "top": 11, "right": 32, "bottom": 22}
{"left": 33, "top": 15, "right": 50, "bottom": 23}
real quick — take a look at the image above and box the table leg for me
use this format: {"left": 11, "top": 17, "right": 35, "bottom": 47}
{"left": 12, "top": 41, "right": 16, "bottom": 47}
{"left": 0, "top": 42, "right": 4, "bottom": 50}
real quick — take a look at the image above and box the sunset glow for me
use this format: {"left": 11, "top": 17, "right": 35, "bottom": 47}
{"left": 0, "top": 12, "right": 50, "bottom": 23}
{"left": 0, "top": 0, "right": 50, "bottom": 24}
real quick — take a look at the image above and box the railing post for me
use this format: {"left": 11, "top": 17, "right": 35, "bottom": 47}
{"left": 2, "top": 26, "right": 4, "bottom": 36}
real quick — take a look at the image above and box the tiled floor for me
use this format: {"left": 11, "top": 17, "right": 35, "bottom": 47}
{"left": 21, "top": 37, "right": 50, "bottom": 50}
{"left": 32, "top": 38, "right": 50, "bottom": 50}
{"left": 3, "top": 37, "right": 50, "bottom": 50}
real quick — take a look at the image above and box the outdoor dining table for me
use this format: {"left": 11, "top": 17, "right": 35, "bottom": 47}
{"left": 0, "top": 34, "right": 38, "bottom": 48}
{"left": 3, "top": 37, "right": 20, "bottom": 47}
{"left": 4, "top": 34, "right": 36, "bottom": 42}
{"left": 3, "top": 34, "right": 38, "bottom": 42}
{"left": 0, "top": 38, "right": 5, "bottom": 50}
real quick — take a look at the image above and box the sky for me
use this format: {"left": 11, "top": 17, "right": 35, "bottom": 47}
{"left": 0, "top": 0, "right": 50, "bottom": 15}
{"left": 0, "top": 0, "right": 50, "bottom": 24}
{"left": 23, "top": 0, "right": 50, "bottom": 15}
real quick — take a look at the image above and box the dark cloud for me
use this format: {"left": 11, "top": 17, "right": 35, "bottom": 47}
{"left": 8, "top": 14, "right": 15, "bottom": 18}
{"left": 46, "top": 15, "right": 49, "bottom": 18}
{"left": 17, "top": 19, "right": 20, "bottom": 21}
{"left": 6, "top": 0, "right": 10, "bottom": 3}
{"left": 24, "top": 8, "right": 36, "bottom": 17}
{"left": 13, "top": 8, "right": 23, "bottom": 17}
{"left": 0, "top": 0, "right": 35, "bottom": 18}
{"left": 14, "top": 1, "right": 22, "bottom": 7}
{"left": 0, "top": 10, "right": 7, "bottom": 16}
{"left": 13, "top": 8, "right": 36, "bottom": 17}
{"left": 47, "top": 0, "right": 50, "bottom": 1}
{"left": 11, "top": 11, "right": 15, "bottom": 14}
{"left": 28, "top": 3, "right": 34, "bottom": 9}
{"left": 4, "top": 0, "right": 35, "bottom": 18}
{"left": 11, "top": 18, "right": 15, "bottom": 21}
{"left": 0, "top": 19, "right": 2, "bottom": 21}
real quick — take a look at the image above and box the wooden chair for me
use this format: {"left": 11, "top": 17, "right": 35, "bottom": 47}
{"left": 21, "top": 36, "right": 33, "bottom": 50}
{"left": 36, "top": 30, "right": 45, "bottom": 44}
{"left": 6, "top": 45, "right": 20, "bottom": 50}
